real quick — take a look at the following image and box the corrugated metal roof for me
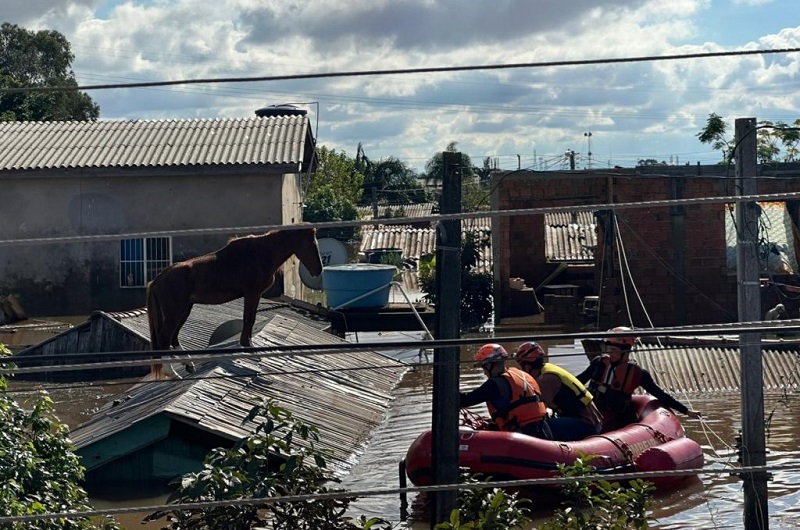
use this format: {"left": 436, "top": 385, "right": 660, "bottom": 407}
{"left": 544, "top": 210, "right": 596, "bottom": 262}
{"left": 109, "top": 299, "right": 330, "bottom": 350}
{"left": 633, "top": 340, "right": 800, "bottom": 393}
{"left": 71, "top": 306, "right": 406, "bottom": 470}
{"left": 726, "top": 202, "right": 797, "bottom": 273}
{"left": 359, "top": 218, "right": 493, "bottom": 274}
{"left": 0, "top": 115, "right": 312, "bottom": 171}
{"left": 357, "top": 203, "right": 436, "bottom": 219}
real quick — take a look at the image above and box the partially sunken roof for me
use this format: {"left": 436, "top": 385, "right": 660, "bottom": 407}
{"left": 0, "top": 115, "right": 314, "bottom": 171}
{"left": 70, "top": 300, "right": 407, "bottom": 471}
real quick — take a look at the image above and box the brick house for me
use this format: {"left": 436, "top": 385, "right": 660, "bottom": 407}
{"left": 491, "top": 163, "right": 800, "bottom": 327}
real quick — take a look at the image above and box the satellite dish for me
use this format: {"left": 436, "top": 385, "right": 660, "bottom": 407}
{"left": 300, "top": 237, "right": 348, "bottom": 290}
{"left": 208, "top": 319, "right": 244, "bottom": 346}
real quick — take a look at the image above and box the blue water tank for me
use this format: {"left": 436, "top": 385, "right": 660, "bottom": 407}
{"left": 322, "top": 264, "right": 396, "bottom": 309}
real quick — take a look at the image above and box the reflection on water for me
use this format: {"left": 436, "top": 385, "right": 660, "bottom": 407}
{"left": 8, "top": 332, "right": 800, "bottom": 529}
{"left": 341, "top": 337, "right": 800, "bottom": 530}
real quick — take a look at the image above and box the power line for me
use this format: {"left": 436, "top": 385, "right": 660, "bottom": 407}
{"left": 2, "top": 189, "right": 800, "bottom": 248}
{"left": 2, "top": 47, "right": 799, "bottom": 94}
{"left": 0, "top": 463, "right": 797, "bottom": 524}
{"left": 7, "top": 320, "right": 800, "bottom": 377}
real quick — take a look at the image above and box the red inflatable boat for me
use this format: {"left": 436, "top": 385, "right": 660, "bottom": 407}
{"left": 405, "top": 395, "right": 703, "bottom": 489}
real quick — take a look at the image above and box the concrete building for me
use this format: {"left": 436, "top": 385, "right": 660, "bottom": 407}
{"left": 0, "top": 114, "right": 315, "bottom": 316}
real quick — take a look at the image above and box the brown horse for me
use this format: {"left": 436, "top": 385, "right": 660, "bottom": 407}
{"left": 146, "top": 227, "right": 323, "bottom": 378}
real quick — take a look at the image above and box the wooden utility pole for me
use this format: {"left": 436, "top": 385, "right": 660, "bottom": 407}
{"left": 430, "top": 151, "right": 462, "bottom": 526}
{"left": 735, "top": 117, "right": 769, "bottom": 529}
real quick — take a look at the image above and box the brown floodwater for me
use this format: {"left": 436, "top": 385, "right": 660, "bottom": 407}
{"left": 6, "top": 331, "right": 800, "bottom": 529}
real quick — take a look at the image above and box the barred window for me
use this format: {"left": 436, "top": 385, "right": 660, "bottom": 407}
{"left": 120, "top": 237, "right": 172, "bottom": 288}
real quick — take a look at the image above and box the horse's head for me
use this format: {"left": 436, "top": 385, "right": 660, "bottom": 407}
{"left": 297, "top": 227, "right": 323, "bottom": 276}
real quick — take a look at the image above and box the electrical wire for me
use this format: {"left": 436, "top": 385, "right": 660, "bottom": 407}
{"left": 0, "top": 463, "right": 795, "bottom": 525}
{"left": 4, "top": 189, "right": 800, "bottom": 248}
{"left": 3, "top": 47, "right": 799, "bottom": 94}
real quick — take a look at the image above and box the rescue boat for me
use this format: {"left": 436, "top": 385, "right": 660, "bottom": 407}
{"left": 404, "top": 395, "right": 703, "bottom": 490}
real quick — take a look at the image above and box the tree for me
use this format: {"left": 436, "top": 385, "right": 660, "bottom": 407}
{"left": 0, "top": 23, "right": 99, "bottom": 121}
{"left": 303, "top": 146, "right": 364, "bottom": 241}
{"left": 0, "top": 345, "right": 119, "bottom": 529}
{"left": 473, "top": 156, "right": 495, "bottom": 184}
{"left": 418, "top": 231, "right": 493, "bottom": 331}
{"left": 696, "top": 113, "right": 732, "bottom": 163}
{"left": 424, "top": 141, "right": 476, "bottom": 186}
{"left": 697, "top": 113, "right": 800, "bottom": 164}
{"left": 355, "top": 145, "right": 429, "bottom": 205}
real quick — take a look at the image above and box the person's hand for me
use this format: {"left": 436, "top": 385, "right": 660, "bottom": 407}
{"left": 686, "top": 410, "right": 702, "bottom": 419}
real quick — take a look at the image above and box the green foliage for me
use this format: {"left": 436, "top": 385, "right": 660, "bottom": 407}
{"left": 0, "top": 344, "right": 120, "bottom": 530}
{"left": 697, "top": 113, "right": 800, "bottom": 164}
{"left": 0, "top": 23, "right": 99, "bottom": 121}
{"left": 424, "top": 142, "right": 476, "bottom": 185}
{"left": 538, "top": 456, "right": 654, "bottom": 530}
{"left": 434, "top": 473, "right": 531, "bottom": 530}
{"left": 303, "top": 145, "right": 364, "bottom": 240}
{"left": 356, "top": 148, "right": 430, "bottom": 205}
{"left": 419, "top": 231, "right": 493, "bottom": 331}
{"left": 146, "top": 399, "right": 395, "bottom": 530}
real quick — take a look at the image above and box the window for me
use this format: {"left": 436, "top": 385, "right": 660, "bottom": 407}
{"left": 120, "top": 237, "right": 172, "bottom": 287}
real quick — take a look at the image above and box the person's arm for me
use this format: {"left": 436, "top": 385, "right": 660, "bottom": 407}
{"left": 575, "top": 361, "right": 596, "bottom": 384}
{"left": 459, "top": 378, "right": 500, "bottom": 408}
{"left": 536, "top": 372, "right": 560, "bottom": 408}
{"left": 639, "top": 370, "right": 701, "bottom": 418}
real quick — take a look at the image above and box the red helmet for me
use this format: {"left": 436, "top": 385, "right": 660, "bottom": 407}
{"left": 474, "top": 343, "right": 508, "bottom": 366}
{"left": 515, "top": 342, "right": 545, "bottom": 363}
{"left": 606, "top": 326, "right": 636, "bottom": 347}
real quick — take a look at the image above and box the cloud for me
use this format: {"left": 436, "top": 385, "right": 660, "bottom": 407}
{"left": 3, "top": 0, "right": 799, "bottom": 171}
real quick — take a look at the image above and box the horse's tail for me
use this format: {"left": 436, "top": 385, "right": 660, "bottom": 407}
{"left": 146, "top": 279, "right": 164, "bottom": 379}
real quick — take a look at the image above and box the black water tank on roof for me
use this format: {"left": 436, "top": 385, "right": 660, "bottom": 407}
{"left": 254, "top": 104, "right": 307, "bottom": 117}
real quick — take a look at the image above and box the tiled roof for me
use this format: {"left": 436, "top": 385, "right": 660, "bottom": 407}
{"left": 0, "top": 115, "right": 313, "bottom": 171}
{"left": 359, "top": 217, "right": 493, "bottom": 274}
{"left": 357, "top": 203, "right": 437, "bottom": 220}
{"left": 544, "top": 210, "right": 596, "bottom": 262}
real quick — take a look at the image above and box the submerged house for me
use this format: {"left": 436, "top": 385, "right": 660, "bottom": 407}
{"left": 0, "top": 112, "right": 316, "bottom": 317}
{"left": 22, "top": 298, "right": 409, "bottom": 487}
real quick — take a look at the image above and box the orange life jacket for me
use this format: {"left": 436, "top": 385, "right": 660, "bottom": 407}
{"left": 486, "top": 367, "right": 548, "bottom": 431}
{"left": 587, "top": 355, "right": 643, "bottom": 411}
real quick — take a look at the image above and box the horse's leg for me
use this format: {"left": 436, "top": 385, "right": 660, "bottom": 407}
{"left": 170, "top": 303, "right": 193, "bottom": 349}
{"left": 240, "top": 293, "right": 260, "bottom": 347}
{"left": 172, "top": 303, "right": 195, "bottom": 373}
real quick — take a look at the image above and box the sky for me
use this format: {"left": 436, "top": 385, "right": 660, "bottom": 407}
{"left": 5, "top": 0, "right": 800, "bottom": 173}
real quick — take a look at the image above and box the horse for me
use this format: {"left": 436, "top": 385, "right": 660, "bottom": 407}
{"left": 146, "top": 226, "right": 323, "bottom": 379}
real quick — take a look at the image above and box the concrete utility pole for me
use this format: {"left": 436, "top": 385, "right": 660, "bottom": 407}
{"left": 430, "top": 151, "right": 462, "bottom": 527}
{"left": 735, "top": 117, "right": 769, "bottom": 530}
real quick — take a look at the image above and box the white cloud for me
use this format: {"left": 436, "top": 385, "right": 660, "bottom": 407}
{"left": 3, "top": 0, "right": 800, "bottom": 170}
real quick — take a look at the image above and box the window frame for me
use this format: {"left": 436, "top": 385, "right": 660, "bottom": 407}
{"left": 120, "top": 236, "right": 173, "bottom": 288}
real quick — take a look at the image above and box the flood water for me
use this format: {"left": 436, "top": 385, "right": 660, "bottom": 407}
{"left": 6, "top": 329, "right": 800, "bottom": 529}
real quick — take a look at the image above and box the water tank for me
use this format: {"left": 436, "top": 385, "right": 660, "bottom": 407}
{"left": 254, "top": 104, "right": 307, "bottom": 117}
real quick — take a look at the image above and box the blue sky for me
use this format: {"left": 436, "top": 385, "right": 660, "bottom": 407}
{"left": 5, "top": 0, "right": 800, "bottom": 172}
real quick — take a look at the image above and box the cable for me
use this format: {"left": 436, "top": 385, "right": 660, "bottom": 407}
{"left": 5, "top": 189, "right": 800, "bottom": 248}
{"left": 3, "top": 47, "right": 799, "bottom": 94}
{"left": 0, "top": 463, "right": 795, "bottom": 524}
